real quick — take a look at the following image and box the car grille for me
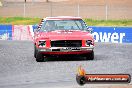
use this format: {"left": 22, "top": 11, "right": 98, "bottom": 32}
{"left": 51, "top": 40, "right": 82, "bottom": 47}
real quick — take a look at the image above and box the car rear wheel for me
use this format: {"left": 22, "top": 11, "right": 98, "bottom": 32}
{"left": 86, "top": 51, "right": 94, "bottom": 60}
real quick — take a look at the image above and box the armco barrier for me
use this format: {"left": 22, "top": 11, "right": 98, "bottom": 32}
{"left": 0, "top": 25, "right": 132, "bottom": 43}
{"left": 90, "top": 27, "right": 132, "bottom": 43}
{"left": 0, "top": 25, "right": 12, "bottom": 40}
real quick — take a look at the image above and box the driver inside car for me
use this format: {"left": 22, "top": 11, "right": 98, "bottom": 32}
{"left": 45, "top": 21, "right": 57, "bottom": 31}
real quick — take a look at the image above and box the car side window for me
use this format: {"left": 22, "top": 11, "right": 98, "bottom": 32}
{"left": 39, "top": 20, "right": 47, "bottom": 32}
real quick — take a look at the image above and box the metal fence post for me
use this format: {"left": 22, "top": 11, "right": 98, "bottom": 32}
{"left": 0, "top": 0, "right": 3, "bottom": 7}
{"left": 77, "top": 3, "right": 80, "bottom": 17}
{"left": 23, "top": 0, "right": 26, "bottom": 17}
{"left": 105, "top": 0, "right": 108, "bottom": 20}
{"left": 105, "top": 4, "right": 108, "bottom": 20}
{"left": 77, "top": 0, "right": 80, "bottom": 17}
{"left": 50, "top": 2, "right": 52, "bottom": 17}
{"left": 32, "top": 0, "right": 34, "bottom": 4}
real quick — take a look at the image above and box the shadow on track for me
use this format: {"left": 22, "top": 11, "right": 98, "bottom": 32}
{"left": 35, "top": 55, "right": 98, "bottom": 62}
{"left": 45, "top": 56, "right": 86, "bottom": 62}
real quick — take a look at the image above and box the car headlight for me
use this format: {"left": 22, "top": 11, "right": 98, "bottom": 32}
{"left": 86, "top": 40, "right": 93, "bottom": 46}
{"left": 38, "top": 40, "right": 46, "bottom": 47}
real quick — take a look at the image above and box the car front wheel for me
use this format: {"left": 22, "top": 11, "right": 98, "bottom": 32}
{"left": 86, "top": 51, "right": 94, "bottom": 60}
{"left": 34, "top": 45, "right": 38, "bottom": 58}
{"left": 36, "top": 52, "right": 44, "bottom": 62}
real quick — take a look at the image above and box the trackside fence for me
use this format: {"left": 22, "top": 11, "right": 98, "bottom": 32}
{"left": 0, "top": 1, "right": 132, "bottom": 20}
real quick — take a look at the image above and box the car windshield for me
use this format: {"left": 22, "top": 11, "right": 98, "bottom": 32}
{"left": 41, "top": 19, "right": 88, "bottom": 31}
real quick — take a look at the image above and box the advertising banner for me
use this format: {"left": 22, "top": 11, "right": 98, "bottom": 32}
{"left": 0, "top": 25, "right": 132, "bottom": 43}
{"left": 91, "top": 27, "right": 132, "bottom": 43}
{"left": 12, "top": 25, "right": 33, "bottom": 40}
{"left": 0, "top": 25, "right": 12, "bottom": 40}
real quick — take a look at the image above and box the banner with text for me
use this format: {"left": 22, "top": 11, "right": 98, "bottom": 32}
{"left": 0, "top": 25, "right": 132, "bottom": 43}
{"left": 12, "top": 25, "right": 34, "bottom": 40}
{"left": 90, "top": 27, "right": 132, "bottom": 43}
{"left": 0, "top": 25, "right": 12, "bottom": 40}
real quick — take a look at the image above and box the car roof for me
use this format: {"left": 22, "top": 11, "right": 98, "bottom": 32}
{"left": 44, "top": 16, "right": 82, "bottom": 20}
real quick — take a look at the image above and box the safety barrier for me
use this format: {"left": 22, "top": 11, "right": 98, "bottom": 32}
{"left": 0, "top": 25, "right": 132, "bottom": 43}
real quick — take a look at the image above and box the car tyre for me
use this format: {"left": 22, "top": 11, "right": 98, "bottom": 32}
{"left": 36, "top": 52, "right": 44, "bottom": 62}
{"left": 86, "top": 51, "right": 94, "bottom": 60}
{"left": 34, "top": 45, "right": 38, "bottom": 58}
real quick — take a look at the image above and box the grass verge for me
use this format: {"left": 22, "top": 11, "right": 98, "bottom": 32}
{"left": 0, "top": 17, "right": 132, "bottom": 26}
{"left": 0, "top": 17, "right": 40, "bottom": 25}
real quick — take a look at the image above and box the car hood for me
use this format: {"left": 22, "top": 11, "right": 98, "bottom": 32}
{"left": 37, "top": 30, "right": 93, "bottom": 40}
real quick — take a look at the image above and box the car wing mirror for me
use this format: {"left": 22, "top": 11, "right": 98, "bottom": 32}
{"left": 87, "top": 27, "right": 93, "bottom": 33}
{"left": 33, "top": 24, "right": 38, "bottom": 32}
{"left": 34, "top": 24, "right": 42, "bottom": 32}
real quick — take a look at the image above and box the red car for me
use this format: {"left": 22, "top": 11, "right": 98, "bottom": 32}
{"left": 34, "top": 16, "right": 94, "bottom": 62}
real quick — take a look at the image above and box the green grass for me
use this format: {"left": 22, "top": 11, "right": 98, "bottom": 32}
{"left": 0, "top": 17, "right": 132, "bottom": 26}
{"left": 0, "top": 17, "right": 40, "bottom": 25}
{"left": 84, "top": 19, "right": 132, "bottom": 27}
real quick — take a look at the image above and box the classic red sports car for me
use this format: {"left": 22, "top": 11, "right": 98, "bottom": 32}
{"left": 34, "top": 16, "right": 94, "bottom": 62}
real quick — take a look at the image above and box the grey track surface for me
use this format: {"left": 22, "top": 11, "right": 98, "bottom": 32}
{"left": 0, "top": 40, "right": 132, "bottom": 88}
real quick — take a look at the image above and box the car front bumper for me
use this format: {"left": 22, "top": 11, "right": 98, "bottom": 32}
{"left": 38, "top": 46, "right": 94, "bottom": 55}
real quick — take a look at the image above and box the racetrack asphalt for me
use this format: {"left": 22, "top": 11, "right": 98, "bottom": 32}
{"left": 0, "top": 40, "right": 132, "bottom": 88}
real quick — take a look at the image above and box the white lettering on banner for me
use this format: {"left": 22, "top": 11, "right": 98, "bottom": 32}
{"left": 0, "top": 33, "right": 9, "bottom": 40}
{"left": 100, "top": 32, "right": 111, "bottom": 42}
{"left": 111, "top": 33, "right": 119, "bottom": 43}
{"left": 120, "top": 33, "right": 125, "bottom": 43}
{"left": 92, "top": 32, "right": 99, "bottom": 42}
{"left": 93, "top": 32, "right": 125, "bottom": 43}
